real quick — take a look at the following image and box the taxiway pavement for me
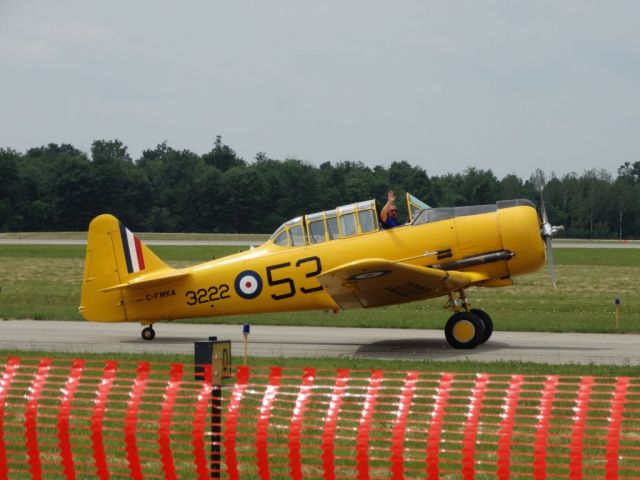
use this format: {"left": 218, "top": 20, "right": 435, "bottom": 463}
{"left": 0, "top": 320, "right": 638, "bottom": 366}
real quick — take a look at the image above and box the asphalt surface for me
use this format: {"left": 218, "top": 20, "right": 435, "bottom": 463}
{"left": 0, "top": 320, "right": 638, "bottom": 366}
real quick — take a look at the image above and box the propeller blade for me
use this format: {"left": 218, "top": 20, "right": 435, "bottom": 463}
{"left": 545, "top": 235, "right": 557, "bottom": 288}
{"left": 539, "top": 187, "right": 559, "bottom": 287}
{"left": 539, "top": 188, "right": 549, "bottom": 225}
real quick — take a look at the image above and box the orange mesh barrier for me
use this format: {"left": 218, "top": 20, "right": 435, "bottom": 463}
{"left": 1, "top": 357, "right": 639, "bottom": 479}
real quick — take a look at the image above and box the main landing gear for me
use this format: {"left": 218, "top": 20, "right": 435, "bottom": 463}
{"left": 141, "top": 325, "right": 155, "bottom": 341}
{"left": 444, "top": 290, "right": 493, "bottom": 349}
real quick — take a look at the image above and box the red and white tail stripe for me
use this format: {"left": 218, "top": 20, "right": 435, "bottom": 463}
{"left": 119, "top": 222, "right": 145, "bottom": 274}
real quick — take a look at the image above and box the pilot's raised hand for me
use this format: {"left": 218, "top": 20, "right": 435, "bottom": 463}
{"left": 387, "top": 191, "right": 396, "bottom": 204}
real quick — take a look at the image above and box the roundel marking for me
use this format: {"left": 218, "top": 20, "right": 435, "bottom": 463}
{"left": 234, "top": 270, "right": 263, "bottom": 299}
{"left": 348, "top": 269, "right": 392, "bottom": 281}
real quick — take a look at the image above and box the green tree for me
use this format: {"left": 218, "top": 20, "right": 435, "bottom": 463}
{"left": 161, "top": 149, "right": 207, "bottom": 231}
{"left": 614, "top": 176, "right": 638, "bottom": 239}
{"left": 432, "top": 168, "right": 499, "bottom": 207}
{"left": 385, "top": 160, "right": 439, "bottom": 212}
{"left": 317, "top": 161, "right": 384, "bottom": 211}
{"left": 51, "top": 153, "right": 96, "bottom": 230}
{"left": 136, "top": 143, "right": 208, "bottom": 231}
{"left": 433, "top": 173, "right": 466, "bottom": 207}
{"left": 617, "top": 161, "right": 640, "bottom": 184}
{"left": 18, "top": 144, "right": 90, "bottom": 230}
{"left": 498, "top": 174, "right": 526, "bottom": 199}
{"left": 91, "top": 139, "right": 132, "bottom": 165}
{"left": 90, "top": 139, "right": 153, "bottom": 228}
{"left": 253, "top": 156, "right": 322, "bottom": 230}
{"left": 191, "top": 166, "right": 224, "bottom": 231}
{"left": 0, "top": 148, "right": 21, "bottom": 230}
{"left": 219, "top": 165, "right": 267, "bottom": 233}
{"left": 458, "top": 167, "right": 499, "bottom": 205}
{"left": 202, "top": 136, "right": 246, "bottom": 171}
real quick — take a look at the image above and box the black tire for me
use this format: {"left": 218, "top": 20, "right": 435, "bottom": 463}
{"left": 470, "top": 308, "right": 494, "bottom": 344}
{"left": 142, "top": 326, "right": 155, "bottom": 341}
{"left": 445, "top": 311, "right": 485, "bottom": 349}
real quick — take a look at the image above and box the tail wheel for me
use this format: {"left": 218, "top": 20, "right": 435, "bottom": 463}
{"left": 470, "top": 308, "right": 494, "bottom": 344}
{"left": 445, "top": 311, "right": 485, "bottom": 349}
{"left": 141, "top": 326, "right": 155, "bottom": 341}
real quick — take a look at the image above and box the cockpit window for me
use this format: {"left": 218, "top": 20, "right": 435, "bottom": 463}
{"left": 290, "top": 225, "right": 306, "bottom": 246}
{"left": 326, "top": 216, "right": 338, "bottom": 239}
{"left": 340, "top": 213, "right": 357, "bottom": 237}
{"left": 309, "top": 220, "right": 326, "bottom": 243}
{"left": 358, "top": 209, "right": 376, "bottom": 233}
{"left": 273, "top": 229, "right": 289, "bottom": 246}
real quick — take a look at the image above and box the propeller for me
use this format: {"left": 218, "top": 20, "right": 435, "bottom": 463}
{"left": 539, "top": 189, "right": 564, "bottom": 288}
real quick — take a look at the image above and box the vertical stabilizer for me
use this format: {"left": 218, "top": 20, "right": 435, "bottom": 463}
{"left": 79, "top": 214, "right": 169, "bottom": 322}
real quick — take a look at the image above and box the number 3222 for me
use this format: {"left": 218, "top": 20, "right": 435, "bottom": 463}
{"left": 185, "top": 284, "right": 230, "bottom": 306}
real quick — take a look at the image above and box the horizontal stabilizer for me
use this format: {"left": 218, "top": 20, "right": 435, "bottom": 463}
{"left": 99, "top": 268, "right": 191, "bottom": 292}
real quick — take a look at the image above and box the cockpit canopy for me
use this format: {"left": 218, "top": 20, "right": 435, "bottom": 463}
{"left": 268, "top": 193, "right": 431, "bottom": 248}
{"left": 269, "top": 200, "right": 380, "bottom": 247}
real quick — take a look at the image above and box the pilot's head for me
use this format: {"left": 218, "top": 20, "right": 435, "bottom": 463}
{"left": 389, "top": 205, "right": 398, "bottom": 218}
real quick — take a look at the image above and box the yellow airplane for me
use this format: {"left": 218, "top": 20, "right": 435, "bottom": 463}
{"left": 79, "top": 193, "right": 562, "bottom": 349}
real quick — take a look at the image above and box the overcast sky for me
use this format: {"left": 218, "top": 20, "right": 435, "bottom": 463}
{"left": 1, "top": 1, "right": 639, "bottom": 178}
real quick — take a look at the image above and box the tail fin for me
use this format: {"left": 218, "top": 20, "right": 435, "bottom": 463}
{"left": 79, "top": 214, "right": 170, "bottom": 322}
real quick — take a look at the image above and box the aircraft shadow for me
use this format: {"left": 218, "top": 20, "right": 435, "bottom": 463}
{"left": 356, "top": 338, "right": 594, "bottom": 356}
{"left": 354, "top": 338, "right": 495, "bottom": 358}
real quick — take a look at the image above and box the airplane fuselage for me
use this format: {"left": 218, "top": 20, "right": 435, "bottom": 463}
{"left": 119, "top": 200, "right": 545, "bottom": 324}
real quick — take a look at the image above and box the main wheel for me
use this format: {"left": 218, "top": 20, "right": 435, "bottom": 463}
{"left": 445, "top": 311, "right": 485, "bottom": 349}
{"left": 141, "top": 326, "right": 155, "bottom": 341}
{"left": 470, "top": 308, "right": 494, "bottom": 344}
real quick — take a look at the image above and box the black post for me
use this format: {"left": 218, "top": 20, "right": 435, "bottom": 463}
{"left": 194, "top": 336, "right": 221, "bottom": 479}
{"left": 211, "top": 384, "right": 222, "bottom": 478}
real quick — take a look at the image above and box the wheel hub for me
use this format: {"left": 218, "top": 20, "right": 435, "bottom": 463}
{"left": 452, "top": 319, "right": 475, "bottom": 343}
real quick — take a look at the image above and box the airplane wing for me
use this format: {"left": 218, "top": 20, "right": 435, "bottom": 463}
{"left": 317, "top": 258, "right": 488, "bottom": 309}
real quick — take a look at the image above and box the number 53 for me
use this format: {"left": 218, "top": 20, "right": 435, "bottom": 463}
{"left": 266, "top": 256, "right": 323, "bottom": 300}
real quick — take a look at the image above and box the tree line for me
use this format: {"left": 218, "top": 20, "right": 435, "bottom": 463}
{"left": 1, "top": 137, "right": 639, "bottom": 238}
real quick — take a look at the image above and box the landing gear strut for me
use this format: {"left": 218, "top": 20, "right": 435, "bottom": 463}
{"left": 444, "top": 291, "right": 493, "bottom": 349}
{"left": 141, "top": 325, "right": 155, "bottom": 341}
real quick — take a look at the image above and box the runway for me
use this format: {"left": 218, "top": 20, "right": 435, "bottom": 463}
{"left": 0, "top": 320, "right": 638, "bottom": 366}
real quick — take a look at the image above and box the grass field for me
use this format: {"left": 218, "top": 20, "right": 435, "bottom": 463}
{"left": 1, "top": 244, "right": 639, "bottom": 334}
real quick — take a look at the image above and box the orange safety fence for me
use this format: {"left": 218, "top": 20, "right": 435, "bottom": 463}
{"left": 0, "top": 357, "right": 639, "bottom": 479}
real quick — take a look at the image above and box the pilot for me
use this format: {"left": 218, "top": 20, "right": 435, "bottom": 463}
{"left": 380, "top": 190, "right": 401, "bottom": 229}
